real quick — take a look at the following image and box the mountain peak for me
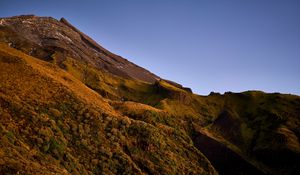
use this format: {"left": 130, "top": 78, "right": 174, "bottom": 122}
{"left": 0, "top": 15, "right": 160, "bottom": 83}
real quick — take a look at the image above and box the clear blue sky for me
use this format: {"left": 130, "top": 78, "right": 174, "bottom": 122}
{"left": 1, "top": 0, "right": 300, "bottom": 95}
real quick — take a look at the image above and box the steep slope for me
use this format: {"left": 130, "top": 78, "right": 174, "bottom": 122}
{"left": 0, "top": 44, "right": 217, "bottom": 174}
{"left": 1, "top": 15, "right": 300, "bottom": 175}
{"left": 0, "top": 15, "right": 192, "bottom": 103}
{"left": 0, "top": 15, "right": 159, "bottom": 83}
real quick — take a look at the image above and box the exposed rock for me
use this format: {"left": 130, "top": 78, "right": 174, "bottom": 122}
{"left": 164, "top": 79, "right": 193, "bottom": 93}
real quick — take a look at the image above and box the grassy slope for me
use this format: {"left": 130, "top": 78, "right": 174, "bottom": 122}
{"left": 190, "top": 92, "right": 300, "bottom": 174}
{"left": 0, "top": 43, "right": 217, "bottom": 175}
{"left": 1, "top": 38, "right": 300, "bottom": 174}
{"left": 82, "top": 58, "right": 300, "bottom": 175}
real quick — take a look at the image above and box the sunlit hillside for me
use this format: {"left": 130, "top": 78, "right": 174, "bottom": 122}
{"left": 0, "top": 15, "right": 299, "bottom": 175}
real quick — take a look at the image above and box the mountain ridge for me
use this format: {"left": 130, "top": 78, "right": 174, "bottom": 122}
{"left": 0, "top": 15, "right": 161, "bottom": 83}
{"left": 0, "top": 15, "right": 300, "bottom": 175}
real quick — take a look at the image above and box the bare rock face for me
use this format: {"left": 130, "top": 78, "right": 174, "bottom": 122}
{"left": 0, "top": 15, "right": 159, "bottom": 83}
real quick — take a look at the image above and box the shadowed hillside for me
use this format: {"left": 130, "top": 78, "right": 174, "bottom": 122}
{"left": 0, "top": 15, "right": 299, "bottom": 175}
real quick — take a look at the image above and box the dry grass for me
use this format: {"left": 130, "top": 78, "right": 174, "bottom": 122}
{"left": 0, "top": 43, "right": 218, "bottom": 175}
{"left": 1, "top": 37, "right": 300, "bottom": 174}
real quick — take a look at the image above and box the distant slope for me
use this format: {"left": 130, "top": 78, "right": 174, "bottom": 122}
{"left": 193, "top": 92, "right": 300, "bottom": 174}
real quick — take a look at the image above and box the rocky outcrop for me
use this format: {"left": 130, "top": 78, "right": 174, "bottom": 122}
{"left": 154, "top": 80, "right": 192, "bottom": 104}
{"left": 164, "top": 79, "right": 193, "bottom": 93}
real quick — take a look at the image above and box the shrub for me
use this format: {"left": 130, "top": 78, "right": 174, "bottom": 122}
{"left": 49, "top": 108, "right": 61, "bottom": 118}
{"left": 6, "top": 131, "right": 15, "bottom": 144}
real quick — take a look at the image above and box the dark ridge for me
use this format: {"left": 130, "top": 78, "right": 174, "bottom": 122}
{"left": 192, "top": 131, "right": 266, "bottom": 175}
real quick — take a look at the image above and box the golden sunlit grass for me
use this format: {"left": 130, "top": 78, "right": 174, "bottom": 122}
{"left": 0, "top": 43, "right": 217, "bottom": 174}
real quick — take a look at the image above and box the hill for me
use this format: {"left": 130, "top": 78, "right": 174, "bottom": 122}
{"left": 0, "top": 15, "right": 299, "bottom": 175}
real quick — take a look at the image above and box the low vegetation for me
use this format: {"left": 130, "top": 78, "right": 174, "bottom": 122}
{"left": 1, "top": 15, "right": 299, "bottom": 175}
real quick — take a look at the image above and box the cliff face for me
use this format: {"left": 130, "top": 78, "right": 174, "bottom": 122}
{"left": 0, "top": 15, "right": 300, "bottom": 175}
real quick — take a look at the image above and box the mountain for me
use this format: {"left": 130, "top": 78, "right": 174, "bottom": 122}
{"left": 0, "top": 15, "right": 299, "bottom": 175}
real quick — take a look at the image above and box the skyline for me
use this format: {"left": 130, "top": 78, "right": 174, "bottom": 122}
{"left": 1, "top": 0, "right": 300, "bottom": 95}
